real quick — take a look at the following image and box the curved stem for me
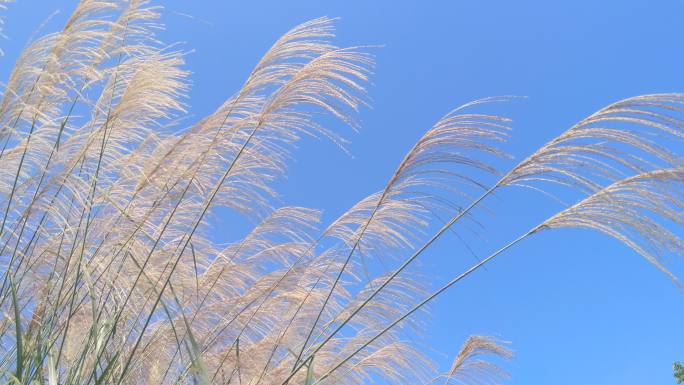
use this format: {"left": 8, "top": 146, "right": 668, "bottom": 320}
{"left": 312, "top": 226, "right": 537, "bottom": 385}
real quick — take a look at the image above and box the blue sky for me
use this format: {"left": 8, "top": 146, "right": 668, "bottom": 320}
{"left": 4, "top": 1, "right": 684, "bottom": 384}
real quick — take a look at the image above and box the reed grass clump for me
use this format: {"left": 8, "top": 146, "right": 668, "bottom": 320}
{"left": 0, "top": 1, "right": 682, "bottom": 384}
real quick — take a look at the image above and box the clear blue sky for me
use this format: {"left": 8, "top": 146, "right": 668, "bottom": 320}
{"left": 4, "top": 1, "right": 683, "bottom": 384}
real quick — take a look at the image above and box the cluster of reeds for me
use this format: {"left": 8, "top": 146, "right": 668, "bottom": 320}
{"left": 0, "top": 1, "right": 681, "bottom": 384}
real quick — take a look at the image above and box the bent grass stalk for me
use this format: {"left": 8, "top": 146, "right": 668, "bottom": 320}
{"left": 0, "top": 3, "right": 682, "bottom": 385}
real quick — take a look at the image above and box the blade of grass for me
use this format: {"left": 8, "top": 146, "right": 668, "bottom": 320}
{"left": 9, "top": 275, "right": 23, "bottom": 383}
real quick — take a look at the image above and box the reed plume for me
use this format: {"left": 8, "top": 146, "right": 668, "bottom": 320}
{"left": 0, "top": 1, "right": 681, "bottom": 385}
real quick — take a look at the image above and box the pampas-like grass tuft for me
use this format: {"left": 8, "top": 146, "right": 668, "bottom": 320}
{"left": 0, "top": 2, "right": 682, "bottom": 384}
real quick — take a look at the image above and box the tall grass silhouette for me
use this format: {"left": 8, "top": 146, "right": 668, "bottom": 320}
{"left": 0, "top": 1, "right": 682, "bottom": 384}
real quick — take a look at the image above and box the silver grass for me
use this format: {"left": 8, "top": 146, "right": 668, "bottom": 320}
{"left": 428, "top": 336, "right": 512, "bottom": 385}
{"left": 0, "top": 1, "right": 681, "bottom": 385}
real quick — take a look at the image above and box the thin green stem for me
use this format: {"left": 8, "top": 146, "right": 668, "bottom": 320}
{"left": 312, "top": 227, "right": 538, "bottom": 385}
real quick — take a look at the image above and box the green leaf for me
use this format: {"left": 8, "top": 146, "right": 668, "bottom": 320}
{"left": 180, "top": 308, "right": 208, "bottom": 385}
{"left": 47, "top": 348, "right": 58, "bottom": 385}
{"left": 10, "top": 275, "right": 23, "bottom": 383}
{"left": 94, "top": 352, "right": 120, "bottom": 385}
{"left": 304, "top": 355, "right": 315, "bottom": 385}
{"left": 675, "top": 361, "right": 684, "bottom": 384}
{"left": 190, "top": 242, "right": 199, "bottom": 297}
